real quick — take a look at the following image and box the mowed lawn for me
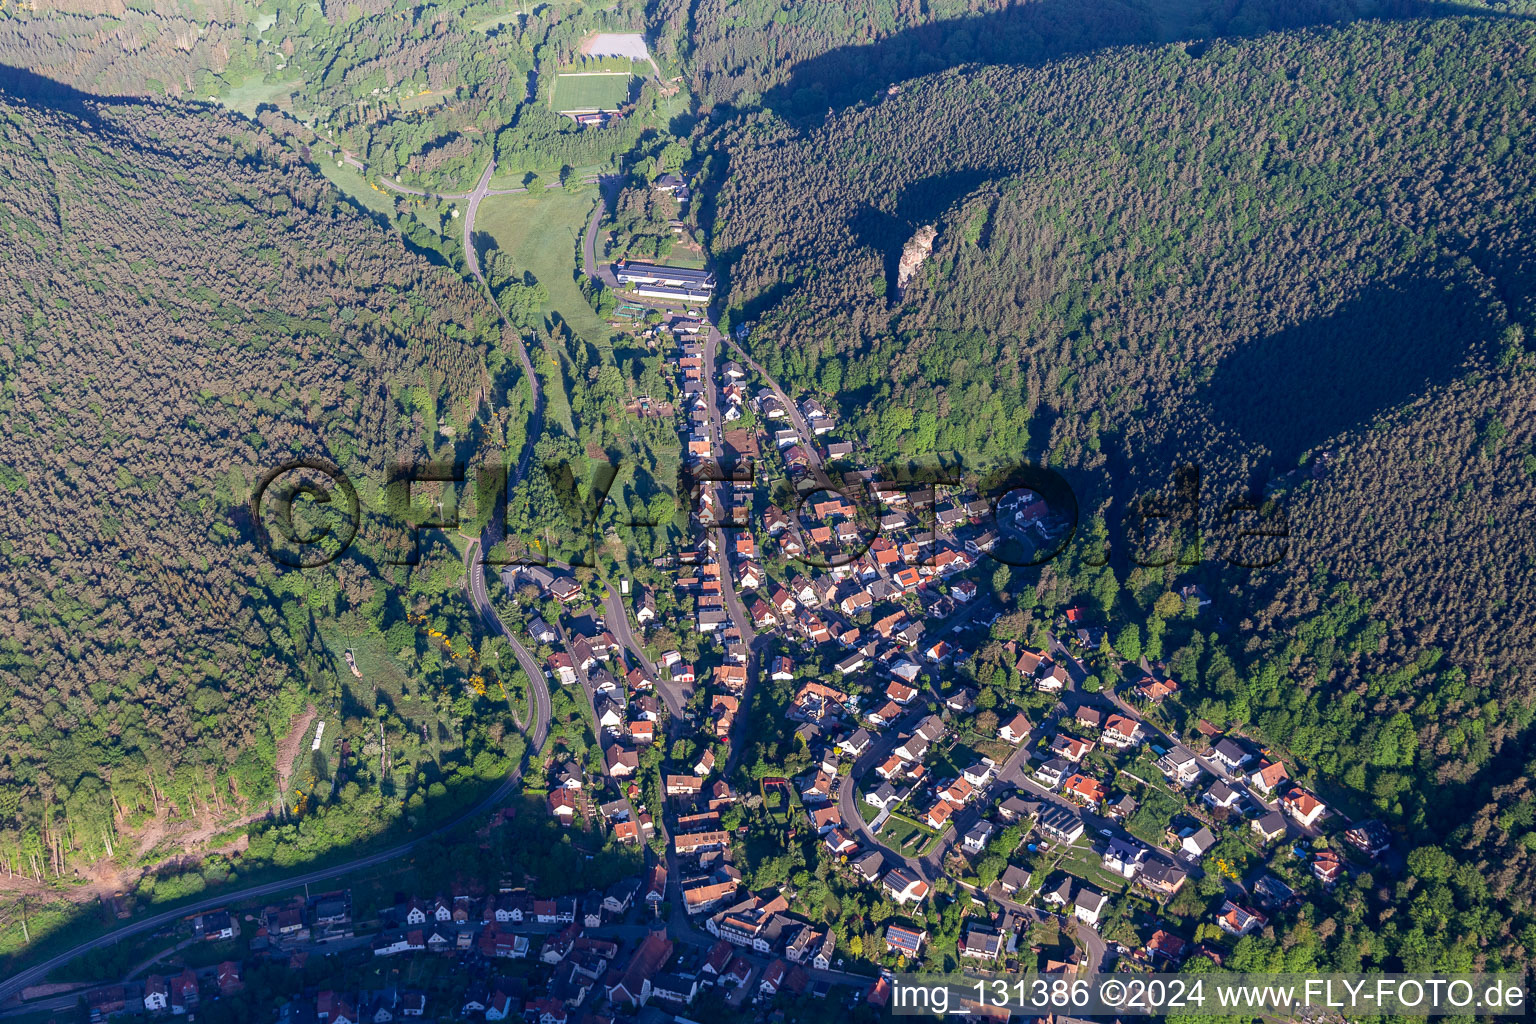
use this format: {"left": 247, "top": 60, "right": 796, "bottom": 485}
{"left": 473, "top": 187, "right": 611, "bottom": 345}
{"left": 552, "top": 72, "right": 633, "bottom": 111}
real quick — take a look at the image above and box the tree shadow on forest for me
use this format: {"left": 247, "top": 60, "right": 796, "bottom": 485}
{"left": 761, "top": 0, "right": 1533, "bottom": 121}
{"left": 1199, "top": 273, "right": 1503, "bottom": 466}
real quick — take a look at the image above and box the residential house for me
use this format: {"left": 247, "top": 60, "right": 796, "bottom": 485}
{"left": 1139, "top": 860, "right": 1189, "bottom": 899}
{"left": 824, "top": 829, "right": 859, "bottom": 856}
{"left": 547, "top": 789, "right": 578, "bottom": 824}
{"left": 945, "top": 689, "right": 977, "bottom": 714}
{"left": 1034, "top": 757, "right": 1070, "bottom": 788}
{"left": 940, "top": 778, "right": 975, "bottom": 807}
{"left": 924, "top": 800, "right": 956, "bottom": 830}
{"left": 605, "top": 746, "right": 639, "bottom": 778}
{"left": 884, "top": 924, "right": 927, "bottom": 958}
{"left": 650, "top": 973, "right": 699, "bottom": 1006}
{"left": 1101, "top": 714, "right": 1143, "bottom": 749}
{"left": 665, "top": 774, "right": 703, "bottom": 797}
{"left": 1037, "top": 804, "right": 1086, "bottom": 843}
{"left": 1312, "top": 849, "right": 1345, "bottom": 885}
{"left": 1102, "top": 837, "right": 1147, "bottom": 879}
{"left": 1211, "top": 738, "right": 1253, "bottom": 772}
{"left": 960, "top": 925, "right": 1004, "bottom": 960}
{"left": 1015, "top": 647, "right": 1047, "bottom": 676}
{"left": 1252, "top": 810, "right": 1288, "bottom": 842}
{"left": 1050, "top": 734, "right": 1093, "bottom": 763}
{"left": 883, "top": 869, "right": 931, "bottom": 905}
{"left": 1157, "top": 748, "right": 1203, "bottom": 786}
{"left": 682, "top": 879, "right": 739, "bottom": 915}
{"left": 1203, "top": 780, "right": 1242, "bottom": 811}
{"left": 1074, "top": 889, "right": 1108, "bottom": 927}
{"left": 809, "top": 805, "right": 842, "bottom": 833}
{"left": 144, "top": 977, "right": 170, "bottom": 1013}
{"left": 645, "top": 864, "right": 668, "bottom": 907}
{"left": 548, "top": 653, "right": 577, "bottom": 686}
{"left": 1062, "top": 773, "right": 1108, "bottom": 810}
{"left": 1250, "top": 760, "right": 1288, "bottom": 794}
{"left": 1177, "top": 825, "right": 1216, "bottom": 860}
{"left": 998, "top": 712, "right": 1031, "bottom": 744}
{"left": 838, "top": 728, "right": 873, "bottom": 757}
{"left": 996, "top": 794, "right": 1040, "bottom": 824}
{"left": 1215, "top": 901, "right": 1267, "bottom": 937}
{"left": 1037, "top": 664, "right": 1070, "bottom": 692}
{"left": 962, "top": 759, "right": 997, "bottom": 787}
{"left": 1136, "top": 676, "right": 1179, "bottom": 702}
{"left": 1283, "top": 788, "right": 1326, "bottom": 828}
{"left": 604, "top": 877, "right": 641, "bottom": 915}
{"left": 865, "top": 781, "right": 910, "bottom": 810}
{"left": 1043, "top": 876, "right": 1074, "bottom": 908}
{"left": 1344, "top": 820, "right": 1392, "bottom": 858}
{"left": 852, "top": 850, "right": 885, "bottom": 883}
{"left": 634, "top": 591, "right": 656, "bottom": 625}
{"left": 962, "top": 821, "right": 996, "bottom": 854}
{"left": 1146, "top": 929, "right": 1188, "bottom": 965}
{"left": 999, "top": 865, "right": 1032, "bottom": 896}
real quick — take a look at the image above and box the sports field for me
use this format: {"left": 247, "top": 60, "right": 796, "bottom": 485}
{"left": 552, "top": 72, "right": 633, "bottom": 112}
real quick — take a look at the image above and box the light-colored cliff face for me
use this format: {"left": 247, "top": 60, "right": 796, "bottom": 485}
{"left": 896, "top": 224, "right": 937, "bottom": 298}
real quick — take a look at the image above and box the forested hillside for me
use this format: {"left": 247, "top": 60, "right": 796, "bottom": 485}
{"left": 705, "top": 13, "right": 1536, "bottom": 965}
{"left": 0, "top": 85, "right": 516, "bottom": 899}
{"left": 650, "top": 0, "right": 1424, "bottom": 109}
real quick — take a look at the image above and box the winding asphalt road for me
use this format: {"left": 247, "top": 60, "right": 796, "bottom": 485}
{"left": 580, "top": 176, "right": 621, "bottom": 288}
{"left": 695, "top": 327, "right": 763, "bottom": 776}
{"left": 598, "top": 586, "right": 686, "bottom": 722}
{"left": 462, "top": 540, "right": 553, "bottom": 739}
{"left": 0, "top": 688, "right": 548, "bottom": 1006}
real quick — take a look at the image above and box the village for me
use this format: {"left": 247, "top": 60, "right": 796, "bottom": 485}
{"left": 380, "top": 170, "right": 1400, "bottom": 1018}
{"left": 70, "top": 169, "right": 1401, "bottom": 1024}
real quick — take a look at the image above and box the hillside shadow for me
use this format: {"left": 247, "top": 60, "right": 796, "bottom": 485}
{"left": 761, "top": 0, "right": 1530, "bottom": 119}
{"left": 1200, "top": 273, "right": 1502, "bottom": 464}
{"left": 0, "top": 64, "right": 174, "bottom": 154}
{"left": 0, "top": 63, "right": 152, "bottom": 112}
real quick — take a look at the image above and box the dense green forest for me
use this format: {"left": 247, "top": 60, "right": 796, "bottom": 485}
{"left": 0, "top": 84, "right": 529, "bottom": 942}
{"left": 703, "top": 12, "right": 1536, "bottom": 968}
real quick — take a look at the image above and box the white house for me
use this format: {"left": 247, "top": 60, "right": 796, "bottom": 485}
{"left": 998, "top": 712, "right": 1031, "bottom": 744}
{"left": 1074, "top": 888, "right": 1107, "bottom": 927}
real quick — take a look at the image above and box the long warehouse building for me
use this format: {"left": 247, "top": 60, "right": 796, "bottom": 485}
{"left": 614, "top": 260, "right": 716, "bottom": 302}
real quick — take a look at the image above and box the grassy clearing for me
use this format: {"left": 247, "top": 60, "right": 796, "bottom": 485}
{"left": 538, "top": 335, "right": 577, "bottom": 435}
{"left": 218, "top": 73, "right": 305, "bottom": 117}
{"left": 399, "top": 88, "right": 450, "bottom": 112}
{"left": 473, "top": 187, "right": 613, "bottom": 345}
{"left": 552, "top": 72, "right": 634, "bottom": 111}
{"left": 318, "top": 160, "right": 400, "bottom": 220}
